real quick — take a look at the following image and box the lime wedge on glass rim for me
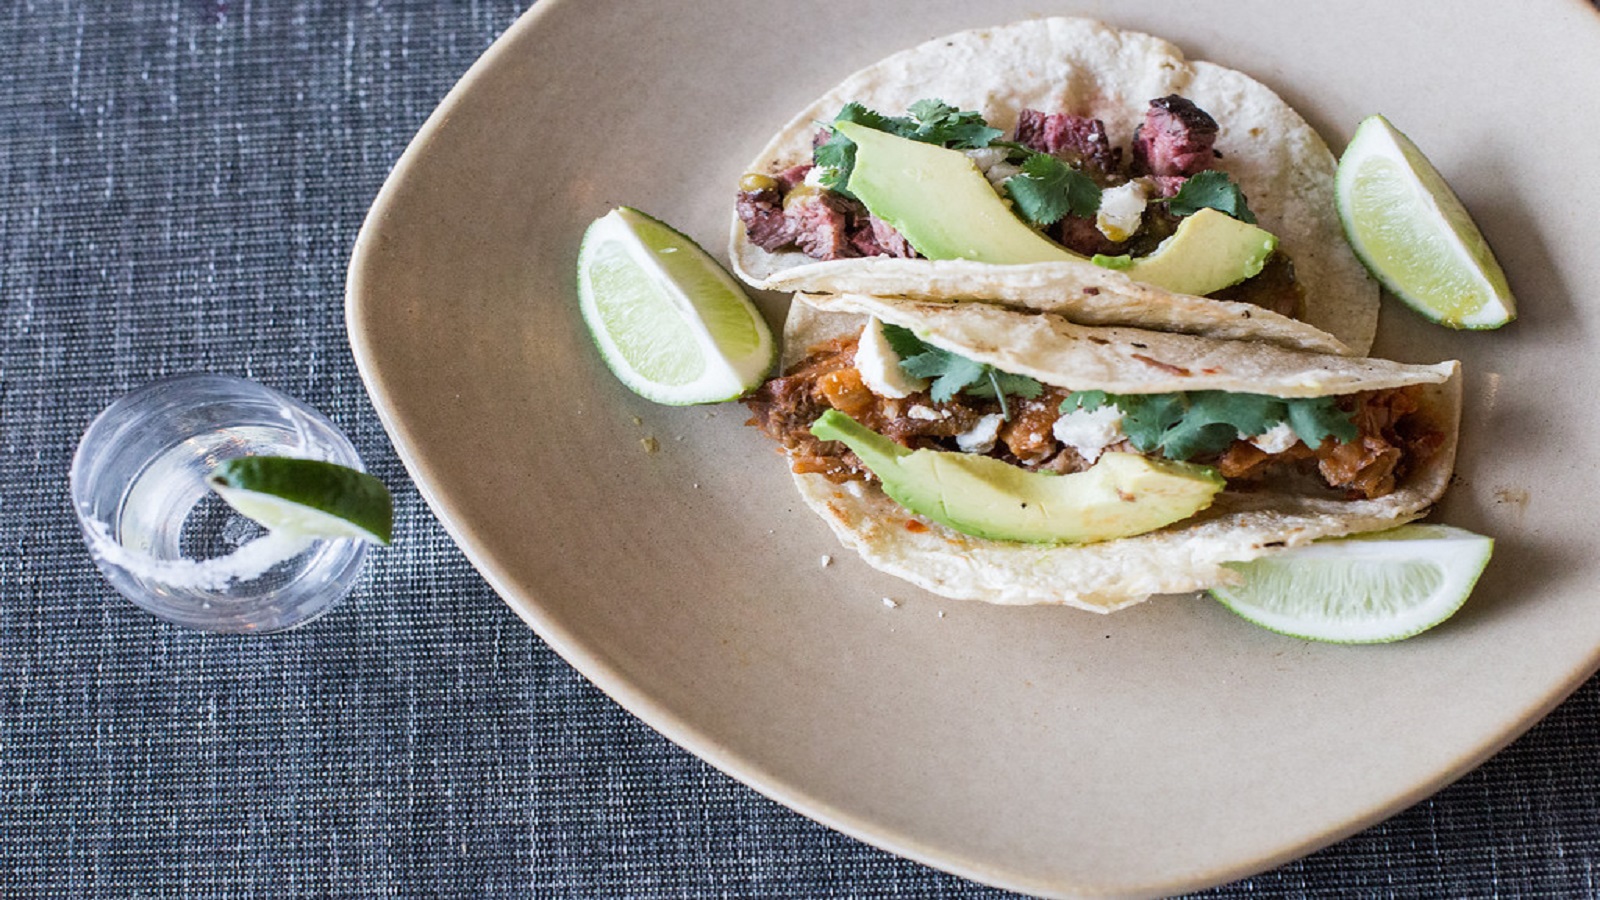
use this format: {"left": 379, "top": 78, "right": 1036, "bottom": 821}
{"left": 1336, "top": 115, "right": 1516, "bottom": 329}
{"left": 577, "top": 207, "right": 775, "bottom": 405}
{"left": 1209, "top": 524, "right": 1493, "bottom": 643}
{"left": 207, "top": 456, "right": 393, "bottom": 545}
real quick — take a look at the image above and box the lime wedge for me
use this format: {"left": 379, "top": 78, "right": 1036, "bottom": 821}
{"left": 1209, "top": 524, "right": 1493, "bottom": 643}
{"left": 1336, "top": 115, "right": 1515, "bottom": 329}
{"left": 577, "top": 207, "right": 776, "bottom": 404}
{"left": 207, "top": 457, "right": 393, "bottom": 545}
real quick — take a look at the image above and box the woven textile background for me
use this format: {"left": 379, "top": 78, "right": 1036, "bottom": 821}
{"left": 3, "top": 2, "right": 1598, "bottom": 896}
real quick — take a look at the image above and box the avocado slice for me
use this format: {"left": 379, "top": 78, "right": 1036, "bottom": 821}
{"left": 836, "top": 121, "right": 1078, "bottom": 265}
{"left": 1093, "top": 208, "right": 1277, "bottom": 296}
{"left": 836, "top": 121, "right": 1278, "bottom": 297}
{"left": 810, "top": 409, "right": 1224, "bottom": 544}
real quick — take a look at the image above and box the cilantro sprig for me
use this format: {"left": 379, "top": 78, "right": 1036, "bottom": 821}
{"left": 814, "top": 100, "right": 1003, "bottom": 198}
{"left": 1166, "top": 170, "right": 1257, "bottom": 224}
{"left": 1003, "top": 153, "right": 1101, "bottom": 227}
{"left": 1062, "top": 390, "right": 1356, "bottom": 461}
{"left": 882, "top": 323, "right": 1041, "bottom": 420}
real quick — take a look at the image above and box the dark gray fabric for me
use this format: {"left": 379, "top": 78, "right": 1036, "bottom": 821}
{"left": 2, "top": 3, "right": 1596, "bottom": 896}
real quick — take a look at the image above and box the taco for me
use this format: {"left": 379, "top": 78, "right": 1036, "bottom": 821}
{"left": 730, "top": 18, "right": 1377, "bottom": 356}
{"left": 744, "top": 294, "right": 1460, "bottom": 611}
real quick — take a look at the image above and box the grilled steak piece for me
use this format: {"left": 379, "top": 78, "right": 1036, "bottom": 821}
{"left": 736, "top": 188, "right": 797, "bottom": 251}
{"left": 1014, "top": 109, "right": 1122, "bottom": 179}
{"left": 1055, "top": 213, "right": 1124, "bottom": 256}
{"left": 787, "top": 190, "right": 861, "bottom": 260}
{"left": 1132, "top": 95, "right": 1220, "bottom": 177}
{"left": 861, "top": 215, "right": 919, "bottom": 258}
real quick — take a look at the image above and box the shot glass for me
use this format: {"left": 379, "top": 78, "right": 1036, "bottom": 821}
{"left": 70, "top": 373, "right": 370, "bottom": 632}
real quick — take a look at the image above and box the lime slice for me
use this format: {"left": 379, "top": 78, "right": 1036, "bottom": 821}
{"left": 1209, "top": 524, "right": 1493, "bottom": 643}
{"left": 577, "top": 207, "right": 776, "bottom": 404}
{"left": 1336, "top": 115, "right": 1515, "bottom": 329}
{"left": 207, "top": 457, "right": 393, "bottom": 545}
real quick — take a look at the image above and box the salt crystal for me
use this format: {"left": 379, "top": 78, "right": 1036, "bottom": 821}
{"left": 83, "top": 517, "right": 312, "bottom": 591}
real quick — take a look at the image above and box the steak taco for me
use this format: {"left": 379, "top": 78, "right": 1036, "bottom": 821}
{"left": 744, "top": 294, "right": 1460, "bottom": 611}
{"left": 731, "top": 18, "right": 1377, "bottom": 356}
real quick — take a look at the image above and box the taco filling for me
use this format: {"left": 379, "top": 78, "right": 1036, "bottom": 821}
{"left": 747, "top": 319, "right": 1445, "bottom": 518}
{"left": 737, "top": 96, "right": 1302, "bottom": 319}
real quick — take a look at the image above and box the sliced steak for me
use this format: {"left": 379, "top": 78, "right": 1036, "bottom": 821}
{"left": 864, "top": 215, "right": 919, "bottom": 258}
{"left": 1055, "top": 214, "right": 1123, "bottom": 256}
{"left": 788, "top": 190, "right": 861, "bottom": 260}
{"left": 1132, "top": 95, "right": 1220, "bottom": 177}
{"left": 1014, "top": 109, "right": 1122, "bottom": 179}
{"left": 736, "top": 188, "right": 797, "bottom": 252}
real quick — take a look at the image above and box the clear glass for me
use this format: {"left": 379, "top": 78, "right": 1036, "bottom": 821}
{"left": 70, "top": 373, "right": 369, "bottom": 633}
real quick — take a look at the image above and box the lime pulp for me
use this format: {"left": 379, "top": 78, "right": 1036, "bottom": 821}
{"left": 1335, "top": 115, "right": 1515, "bottom": 329}
{"left": 577, "top": 207, "right": 775, "bottom": 405}
{"left": 1209, "top": 524, "right": 1493, "bottom": 643}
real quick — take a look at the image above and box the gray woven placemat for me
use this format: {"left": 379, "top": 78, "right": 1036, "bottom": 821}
{"left": 2, "top": 3, "right": 1596, "bottom": 896}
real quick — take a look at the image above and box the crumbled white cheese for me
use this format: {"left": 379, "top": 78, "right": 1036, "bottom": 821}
{"left": 1247, "top": 421, "right": 1300, "bottom": 455}
{"left": 964, "top": 146, "right": 1009, "bottom": 173}
{"left": 855, "top": 317, "right": 929, "bottom": 399}
{"left": 1052, "top": 405, "right": 1125, "bottom": 464}
{"left": 984, "top": 161, "right": 1022, "bottom": 190}
{"left": 1096, "top": 180, "right": 1149, "bottom": 242}
{"left": 963, "top": 147, "right": 1022, "bottom": 192}
{"left": 906, "top": 404, "right": 944, "bottom": 421}
{"left": 803, "top": 166, "right": 829, "bottom": 187}
{"left": 955, "top": 413, "right": 1006, "bottom": 454}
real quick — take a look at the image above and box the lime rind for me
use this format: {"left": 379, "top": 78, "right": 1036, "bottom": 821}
{"left": 207, "top": 457, "right": 393, "bottom": 545}
{"left": 1209, "top": 524, "right": 1493, "bottom": 644}
{"left": 577, "top": 207, "right": 776, "bottom": 405}
{"left": 1335, "top": 115, "right": 1515, "bottom": 330}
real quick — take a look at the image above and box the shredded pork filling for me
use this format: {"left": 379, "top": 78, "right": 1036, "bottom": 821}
{"left": 744, "top": 336, "right": 1443, "bottom": 501}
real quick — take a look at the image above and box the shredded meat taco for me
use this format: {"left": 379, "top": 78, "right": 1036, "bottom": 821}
{"left": 730, "top": 18, "right": 1378, "bottom": 356}
{"left": 745, "top": 295, "right": 1460, "bottom": 612}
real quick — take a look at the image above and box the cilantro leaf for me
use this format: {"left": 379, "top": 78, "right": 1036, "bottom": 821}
{"left": 964, "top": 369, "right": 1044, "bottom": 420}
{"left": 1003, "top": 153, "right": 1102, "bottom": 227}
{"left": 879, "top": 323, "right": 928, "bottom": 360}
{"left": 905, "top": 352, "right": 986, "bottom": 403}
{"left": 1166, "top": 170, "right": 1258, "bottom": 224}
{"left": 1060, "top": 390, "right": 1357, "bottom": 461}
{"left": 968, "top": 371, "right": 1044, "bottom": 401}
{"left": 1109, "top": 394, "right": 1189, "bottom": 455}
{"left": 814, "top": 100, "right": 1000, "bottom": 197}
{"left": 1158, "top": 392, "right": 1286, "bottom": 460}
{"left": 814, "top": 103, "right": 891, "bottom": 197}
{"left": 903, "top": 99, "right": 1003, "bottom": 149}
{"left": 1062, "top": 390, "right": 1109, "bottom": 412}
{"left": 882, "top": 323, "right": 1040, "bottom": 413}
{"left": 1284, "top": 396, "right": 1358, "bottom": 447}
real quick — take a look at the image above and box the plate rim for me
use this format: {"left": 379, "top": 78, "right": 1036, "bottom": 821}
{"left": 345, "top": 2, "right": 1600, "bottom": 895}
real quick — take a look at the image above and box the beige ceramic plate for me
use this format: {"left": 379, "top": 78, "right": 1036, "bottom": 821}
{"left": 347, "top": 1, "right": 1600, "bottom": 895}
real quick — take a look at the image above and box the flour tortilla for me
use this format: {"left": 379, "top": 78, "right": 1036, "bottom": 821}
{"left": 782, "top": 296, "right": 1460, "bottom": 612}
{"left": 731, "top": 18, "right": 1378, "bottom": 355}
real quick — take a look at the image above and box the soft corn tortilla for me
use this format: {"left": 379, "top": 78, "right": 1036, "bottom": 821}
{"left": 731, "top": 18, "right": 1378, "bottom": 355}
{"left": 782, "top": 296, "right": 1460, "bottom": 611}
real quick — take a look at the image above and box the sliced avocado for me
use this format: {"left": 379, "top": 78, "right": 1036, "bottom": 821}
{"left": 835, "top": 121, "right": 1078, "bottom": 265}
{"left": 1093, "top": 208, "right": 1278, "bottom": 296}
{"left": 810, "top": 410, "right": 1224, "bottom": 544}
